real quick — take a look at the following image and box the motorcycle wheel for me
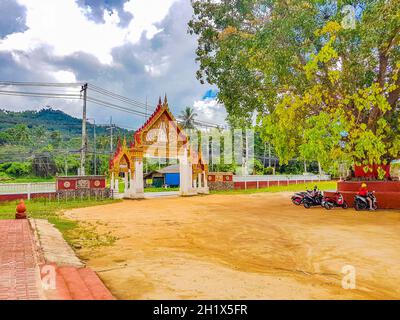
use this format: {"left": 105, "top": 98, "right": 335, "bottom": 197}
{"left": 303, "top": 202, "right": 311, "bottom": 209}
{"left": 292, "top": 198, "right": 301, "bottom": 206}
{"left": 355, "top": 202, "right": 365, "bottom": 211}
{"left": 342, "top": 201, "right": 348, "bottom": 209}
{"left": 324, "top": 202, "right": 333, "bottom": 210}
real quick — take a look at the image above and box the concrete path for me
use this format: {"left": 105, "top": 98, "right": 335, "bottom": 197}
{"left": 144, "top": 191, "right": 180, "bottom": 198}
{"left": 32, "top": 219, "right": 84, "bottom": 268}
{"left": 0, "top": 220, "right": 43, "bottom": 300}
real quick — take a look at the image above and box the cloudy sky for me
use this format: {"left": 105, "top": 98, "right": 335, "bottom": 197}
{"left": 0, "top": 0, "right": 227, "bottom": 129}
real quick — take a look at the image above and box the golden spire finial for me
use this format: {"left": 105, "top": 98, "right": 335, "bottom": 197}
{"left": 164, "top": 93, "right": 168, "bottom": 109}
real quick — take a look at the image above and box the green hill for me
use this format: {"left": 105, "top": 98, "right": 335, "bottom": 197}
{"left": 0, "top": 107, "right": 127, "bottom": 136}
{"left": 0, "top": 108, "right": 132, "bottom": 179}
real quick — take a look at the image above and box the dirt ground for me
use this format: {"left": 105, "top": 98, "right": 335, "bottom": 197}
{"left": 64, "top": 192, "right": 400, "bottom": 300}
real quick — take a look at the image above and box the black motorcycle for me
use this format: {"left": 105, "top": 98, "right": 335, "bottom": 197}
{"left": 303, "top": 191, "right": 323, "bottom": 209}
{"left": 354, "top": 192, "right": 378, "bottom": 211}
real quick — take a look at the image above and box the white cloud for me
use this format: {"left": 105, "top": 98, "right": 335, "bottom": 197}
{"left": 193, "top": 98, "right": 227, "bottom": 127}
{"left": 52, "top": 70, "right": 77, "bottom": 83}
{"left": 124, "top": 0, "right": 178, "bottom": 42}
{"left": 144, "top": 55, "right": 170, "bottom": 77}
{"left": 0, "top": 0, "right": 179, "bottom": 64}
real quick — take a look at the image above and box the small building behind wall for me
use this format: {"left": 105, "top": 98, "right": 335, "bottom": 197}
{"left": 144, "top": 164, "right": 180, "bottom": 188}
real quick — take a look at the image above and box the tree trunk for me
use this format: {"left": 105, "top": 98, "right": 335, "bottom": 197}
{"left": 268, "top": 144, "right": 272, "bottom": 168}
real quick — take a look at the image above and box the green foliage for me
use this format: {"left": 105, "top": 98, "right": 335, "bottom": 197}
{"left": 377, "top": 166, "right": 386, "bottom": 180}
{"left": 0, "top": 171, "right": 11, "bottom": 180}
{"left": 263, "top": 167, "right": 274, "bottom": 175}
{"left": 251, "top": 158, "right": 264, "bottom": 175}
{"left": 4, "top": 162, "right": 31, "bottom": 177}
{"left": 190, "top": 0, "right": 400, "bottom": 166}
{"left": 278, "top": 161, "right": 304, "bottom": 175}
{"left": 298, "top": 112, "right": 347, "bottom": 172}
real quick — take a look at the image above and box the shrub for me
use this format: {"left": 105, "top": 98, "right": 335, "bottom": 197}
{"left": 264, "top": 167, "right": 274, "bottom": 175}
{"left": 5, "top": 162, "right": 31, "bottom": 177}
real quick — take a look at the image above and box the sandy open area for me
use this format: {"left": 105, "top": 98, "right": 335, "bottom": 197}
{"left": 64, "top": 192, "right": 400, "bottom": 300}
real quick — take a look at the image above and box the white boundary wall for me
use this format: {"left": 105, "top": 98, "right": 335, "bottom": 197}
{"left": 0, "top": 182, "right": 56, "bottom": 199}
{"left": 234, "top": 174, "right": 331, "bottom": 182}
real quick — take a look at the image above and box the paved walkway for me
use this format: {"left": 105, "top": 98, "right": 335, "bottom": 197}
{"left": 0, "top": 219, "right": 115, "bottom": 300}
{"left": 0, "top": 220, "right": 43, "bottom": 300}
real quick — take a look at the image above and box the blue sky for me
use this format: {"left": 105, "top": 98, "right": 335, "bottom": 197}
{"left": 0, "top": 0, "right": 226, "bottom": 128}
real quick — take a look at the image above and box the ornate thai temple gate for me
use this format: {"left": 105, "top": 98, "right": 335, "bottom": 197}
{"left": 108, "top": 96, "right": 209, "bottom": 198}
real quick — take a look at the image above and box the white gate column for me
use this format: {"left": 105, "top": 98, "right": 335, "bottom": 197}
{"left": 128, "top": 169, "right": 134, "bottom": 192}
{"left": 110, "top": 172, "right": 115, "bottom": 191}
{"left": 134, "top": 159, "right": 144, "bottom": 198}
{"left": 124, "top": 172, "right": 129, "bottom": 194}
{"left": 179, "top": 145, "right": 196, "bottom": 196}
{"left": 114, "top": 178, "right": 119, "bottom": 198}
{"left": 202, "top": 171, "right": 209, "bottom": 194}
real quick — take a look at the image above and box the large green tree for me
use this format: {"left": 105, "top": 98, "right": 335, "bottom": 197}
{"left": 189, "top": 0, "right": 400, "bottom": 169}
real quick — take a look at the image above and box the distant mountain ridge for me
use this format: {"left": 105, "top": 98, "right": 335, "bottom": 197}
{"left": 0, "top": 108, "right": 129, "bottom": 136}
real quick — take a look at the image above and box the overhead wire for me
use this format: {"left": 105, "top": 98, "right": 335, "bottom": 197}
{"left": 0, "top": 81, "right": 227, "bottom": 128}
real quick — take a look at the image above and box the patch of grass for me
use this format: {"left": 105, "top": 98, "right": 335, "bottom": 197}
{"left": 65, "top": 221, "right": 118, "bottom": 250}
{"left": 211, "top": 181, "right": 337, "bottom": 195}
{"left": 47, "top": 217, "right": 78, "bottom": 233}
{"left": 0, "top": 197, "right": 121, "bottom": 249}
{"left": 0, "top": 197, "right": 119, "bottom": 220}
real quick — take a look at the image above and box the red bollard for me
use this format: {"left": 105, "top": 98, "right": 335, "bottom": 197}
{"left": 16, "top": 199, "right": 27, "bottom": 219}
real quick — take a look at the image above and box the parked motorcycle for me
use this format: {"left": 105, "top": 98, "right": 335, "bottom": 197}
{"left": 322, "top": 192, "right": 348, "bottom": 210}
{"left": 303, "top": 190, "right": 323, "bottom": 209}
{"left": 354, "top": 192, "right": 378, "bottom": 211}
{"left": 291, "top": 191, "right": 308, "bottom": 205}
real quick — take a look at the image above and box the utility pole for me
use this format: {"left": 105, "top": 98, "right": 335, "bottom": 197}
{"left": 106, "top": 116, "right": 115, "bottom": 155}
{"left": 145, "top": 96, "right": 148, "bottom": 119}
{"left": 88, "top": 118, "right": 97, "bottom": 175}
{"left": 93, "top": 120, "right": 96, "bottom": 175}
{"left": 80, "top": 83, "right": 88, "bottom": 176}
{"left": 64, "top": 157, "right": 68, "bottom": 176}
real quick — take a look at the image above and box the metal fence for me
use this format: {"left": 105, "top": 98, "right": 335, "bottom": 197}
{"left": 233, "top": 174, "right": 331, "bottom": 182}
{"left": 0, "top": 182, "right": 56, "bottom": 199}
{"left": 233, "top": 174, "right": 331, "bottom": 190}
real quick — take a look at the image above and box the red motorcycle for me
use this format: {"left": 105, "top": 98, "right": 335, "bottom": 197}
{"left": 322, "top": 192, "right": 348, "bottom": 210}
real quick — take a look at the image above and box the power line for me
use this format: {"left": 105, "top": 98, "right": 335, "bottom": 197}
{"left": 0, "top": 80, "right": 228, "bottom": 129}
{"left": 86, "top": 96, "right": 147, "bottom": 117}
{"left": 0, "top": 89, "right": 81, "bottom": 99}
{"left": 0, "top": 81, "right": 84, "bottom": 87}
{"left": 88, "top": 84, "right": 153, "bottom": 111}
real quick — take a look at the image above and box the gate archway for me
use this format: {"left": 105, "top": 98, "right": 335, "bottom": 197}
{"left": 109, "top": 96, "right": 209, "bottom": 198}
